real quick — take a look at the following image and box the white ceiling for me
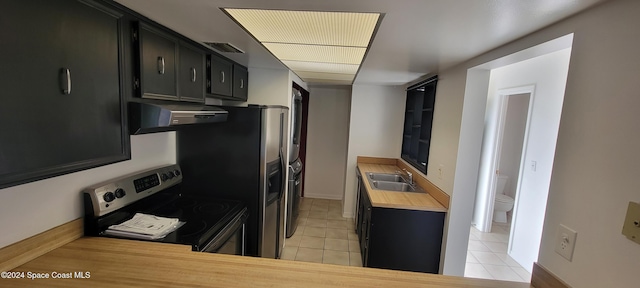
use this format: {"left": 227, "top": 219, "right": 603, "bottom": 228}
{"left": 116, "top": 0, "right": 606, "bottom": 86}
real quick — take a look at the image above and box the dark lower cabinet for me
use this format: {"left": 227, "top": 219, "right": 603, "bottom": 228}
{"left": 357, "top": 172, "right": 445, "bottom": 273}
{"left": 0, "top": 0, "right": 129, "bottom": 189}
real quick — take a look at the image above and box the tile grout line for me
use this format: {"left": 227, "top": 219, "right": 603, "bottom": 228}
{"left": 465, "top": 224, "right": 530, "bottom": 283}
{"left": 285, "top": 198, "right": 360, "bottom": 266}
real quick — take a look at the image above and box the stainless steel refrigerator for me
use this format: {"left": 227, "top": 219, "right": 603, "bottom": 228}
{"left": 176, "top": 105, "right": 288, "bottom": 258}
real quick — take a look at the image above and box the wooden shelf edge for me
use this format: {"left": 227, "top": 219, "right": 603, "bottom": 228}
{"left": 531, "top": 262, "right": 571, "bottom": 288}
{"left": 0, "top": 218, "right": 83, "bottom": 271}
{"left": 357, "top": 156, "right": 396, "bottom": 165}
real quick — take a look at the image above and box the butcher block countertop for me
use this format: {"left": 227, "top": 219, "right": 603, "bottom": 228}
{"left": 357, "top": 157, "right": 448, "bottom": 212}
{"left": 3, "top": 237, "right": 530, "bottom": 288}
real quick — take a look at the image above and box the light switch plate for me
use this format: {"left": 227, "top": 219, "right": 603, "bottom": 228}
{"left": 621, "top": 201, "right": 640, "bottom": 245}
{"left": 555, "top": 224, "right": 577, "bottom": 261}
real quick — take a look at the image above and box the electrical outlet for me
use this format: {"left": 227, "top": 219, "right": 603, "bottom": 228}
{"left": 437, "top": 164, "right": 444, "bottom": 179}
{"left": 621, "top": 201, "right": 640, "bottom": 245}
{"left": 555, "top": 224, "right": 577, "bottom": 261}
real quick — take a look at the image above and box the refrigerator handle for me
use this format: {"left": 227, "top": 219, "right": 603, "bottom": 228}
{"left": 279, "top": 112, "right": 287, "bottom": 200}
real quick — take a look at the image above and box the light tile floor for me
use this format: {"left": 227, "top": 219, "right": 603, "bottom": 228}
{"left": 464, "top": 223, "right": 532, "bottom": 283}
{"left": 280, "top": 198, "right": 363, "bottom": 267}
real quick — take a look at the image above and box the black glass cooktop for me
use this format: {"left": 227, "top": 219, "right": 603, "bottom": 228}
{"left": 94, "top": 188, "right": 246, "bottom": 251}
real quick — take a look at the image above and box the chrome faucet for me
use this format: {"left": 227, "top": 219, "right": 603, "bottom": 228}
{"left": 403, "top": 169, "right": 413, "bottom": 185}
{"left": 396, "top": 169, "right": 413, "bottom": 185}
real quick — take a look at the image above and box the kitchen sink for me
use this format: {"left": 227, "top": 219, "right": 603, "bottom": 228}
{"left": 370, "top": 180, "right": 422, "bottom": 193}
{"left": 367, "top": 172, "right": 405, "bottom": 182}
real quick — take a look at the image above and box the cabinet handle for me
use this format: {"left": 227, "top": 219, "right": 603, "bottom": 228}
{"left": 207, "top": 79, "right": 211, "bottom": 88}
{"left": 60, "top": 68, "right": 71, "bottom": 95}
{"left": 191, "top": 68, "right": 197, "bottom": 82}
{"left": 158, "top": 57, "right": 165, "bottom": 74}
{"left": 240, "top": 78, "right": 244, "bottom": 89}
{"left": 220, "top": 71, "right": 225, "bottom": 83}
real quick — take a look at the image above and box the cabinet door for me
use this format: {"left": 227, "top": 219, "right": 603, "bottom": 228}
{"left": 136, "top": 22, "right": 178, "bottom": 100}
{"left": 207, "top": 54, "right": 233, "bottom": 97}
{"left": 359, "top": 191, "right": 372, "bottom": 265}
{"left": 232, "top": 64, "right": 248, "bottom": 101}
{"left": 355, "top": 173, "right": 362, "bottom": 234}
{"left": 0, "top": 0, "right": 129, "bottom": 188}
{"left": 367, "top": 208, "right": 445, "bottom": 273}
{"left": 178, "top": 42, "right": 205, "bottom": 103}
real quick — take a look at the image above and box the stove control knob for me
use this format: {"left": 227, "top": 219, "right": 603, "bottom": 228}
{"left": 103, "top": 192, "right": 115, "bottom": 202}
{"left": 161, "top": 173, "right": 169, "bottom": 181}
{"left": 114, "top": 188, "right": 126, "bottom": 198}
{"left": 174, "top": 170, "right": 181, "bottom": 176}
{"left": 167, "top": 171, "right": 175, "bottom": 179}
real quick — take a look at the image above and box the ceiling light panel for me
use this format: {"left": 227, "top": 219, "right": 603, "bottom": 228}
{"left": 263, "top": 43, "right": 365, "bottom": 65}
{"left": 282, "top": 60, "right": 359, "bottom": 74}
{"left": 296, "top": 71, "right": 355, "bottom": 82}
{"left": 225, "top": 9, "right": 379, "bottom": 47}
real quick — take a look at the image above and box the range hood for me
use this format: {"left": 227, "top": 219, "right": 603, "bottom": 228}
{"left": 129, "top": 102, "right": 228, "bottom": 135}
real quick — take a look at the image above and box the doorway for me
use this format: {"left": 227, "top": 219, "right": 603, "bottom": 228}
{"left": 292, "top": 82, "right": 309, "bottom": 197}
{"left": 495, "top": 92, "right": 531, "bottom": 223}
{"left": 482, "top": 88, "right": 534, "bottom": 233}
{"left": 442, "top": 33, "right": 574, "bottom": 278}
{"left": 465, "top": 88, "right": 534, "bottom": 283}
{"left": 465, "top": 47, "right": 572, "bottom": 281}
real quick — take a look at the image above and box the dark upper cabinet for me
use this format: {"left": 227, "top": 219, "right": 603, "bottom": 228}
{"left": 232, "top": 64, "right": 249, "bottom": 101}
{"left": 0, "top": 0, "right": 130, "bottom": 188}
{"left": 401, "top": 76, "right": 438, "bottom": 174}
{"left": 178, "top": 42, "right": 205, "bottom": 103}
{"left": 133, "top": 22, "right": 179, "bottom": 100}
{"left": 207, "top": 54, "right": 233, "bottom": 97}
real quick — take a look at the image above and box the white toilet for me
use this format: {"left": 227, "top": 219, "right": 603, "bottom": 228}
{"left": 493, "top": 175, "right": 515, "bottom": 223}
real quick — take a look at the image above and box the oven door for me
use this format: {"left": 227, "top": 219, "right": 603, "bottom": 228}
{"left": 201, "top": 208, "right": 248, "bottom": 255}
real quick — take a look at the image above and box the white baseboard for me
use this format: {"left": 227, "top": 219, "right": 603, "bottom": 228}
{"left": 342, "top": 211, "right": 355, "bottom": 219}
{"left": 302, "top": 193, "right": 342, "bottom": 200}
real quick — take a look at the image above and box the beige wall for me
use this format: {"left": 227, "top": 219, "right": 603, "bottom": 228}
{"left": 303, "top": 86, "right": 351, "bottom": 200}
{"left": 537, "top": 1, "right": 640, "bottom": 286}
{"left": 432, "top": 0, "right": 640, "bottom": 285}
{"left": 0, "top": 133, "right": 176, "bottom": 249}
{"left": 343, "top": 84, "right": 405, "bottom": 217}
{"left": 499, "top": 94, "right": 529, "bottom": 200}
{"left": 246, "top": 67, "right": 291, "bottom": 107}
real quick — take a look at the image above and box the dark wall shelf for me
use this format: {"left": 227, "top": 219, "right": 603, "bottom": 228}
{"left": 401, "top": 76, "right": 438, "bottom": 174}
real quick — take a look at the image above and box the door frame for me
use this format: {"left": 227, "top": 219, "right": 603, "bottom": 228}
{"left": 480, "top": 85, "right": 536, "bottom": 233}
